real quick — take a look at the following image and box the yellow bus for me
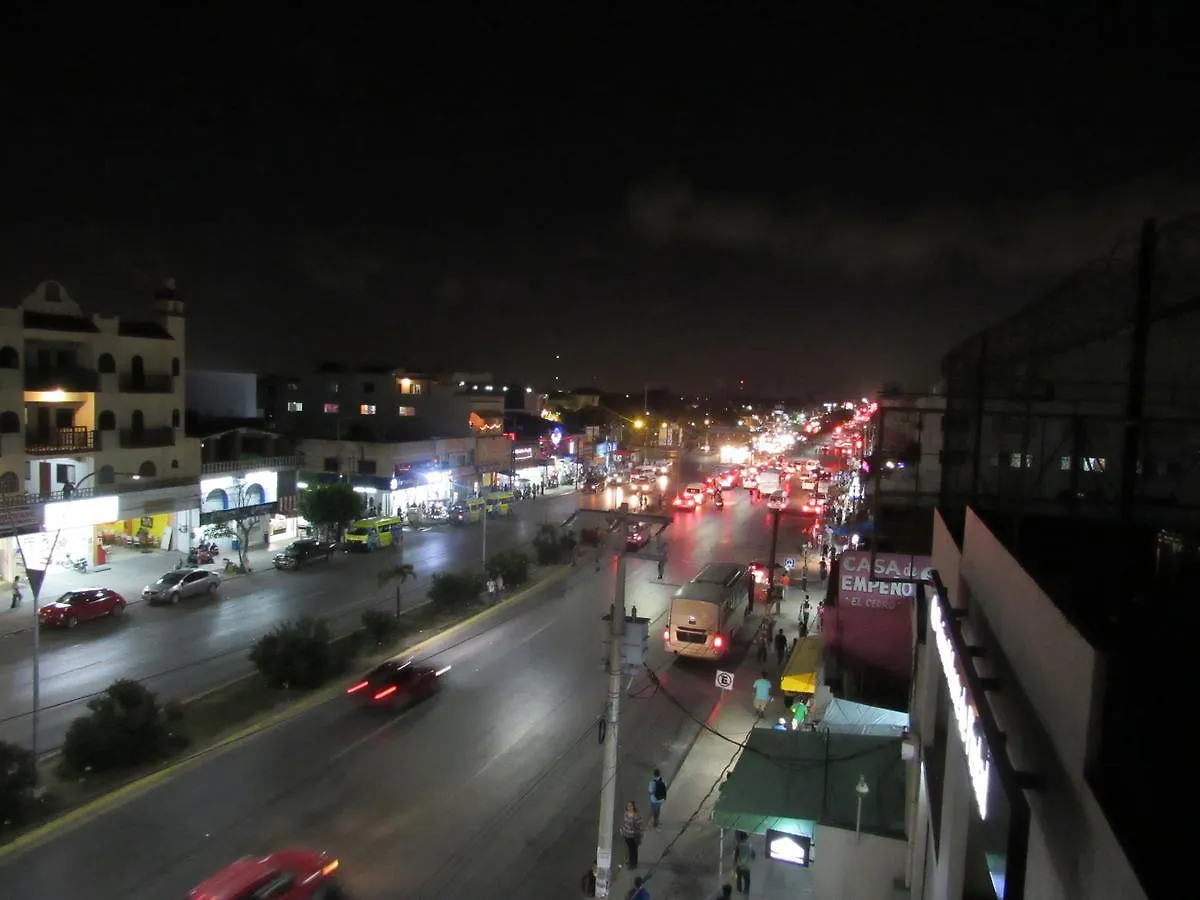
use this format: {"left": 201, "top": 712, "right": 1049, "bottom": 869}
{"left": 484, "top": 491, "right": 514, "bottom": 516}
{"left": 780, "top": 636, "right": 823, "bottom": 700}
{"left": 343, "top": 516, "right": 404, "bottom": 551}
{"left": 662, "top": 563, "right": 747, "bottom": 660}
{"left": 450, "top": 498, "right": 487, "bottom": 524}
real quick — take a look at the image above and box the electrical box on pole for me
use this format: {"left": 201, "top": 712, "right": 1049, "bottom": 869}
{"left": 600, "top": 614, "right": 650, "bottom": 673}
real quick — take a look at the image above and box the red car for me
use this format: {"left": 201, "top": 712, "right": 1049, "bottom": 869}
{"left": 189, "top": 850, "right": 345, "bottom": 900}
{"left": 346, "top": 660, "right": 444, "bottom": 709}
{"left": 38, "top": 589, "right": 127, "bottom": 628}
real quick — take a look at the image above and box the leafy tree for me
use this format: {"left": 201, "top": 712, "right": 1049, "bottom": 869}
{"left": 205, "top": 480, "right": 272, "bottom": 572}
{"left": 486, "top": 549, "right": 531, "bottom": 587}
{"left": 427, "top": 571, "right": 485, "bottom": 610}
{"left": 360, "top": 609, "right": 402, "bottom": 647}
{"left": 59, "top": 679, "right": 187, "bottom": 776}
{"left": 0, "top": 740, "right": 36, "bottom": 825}
{"left": 249, "top": 617, "right": 341, "bottom": 689}
{"left": 377, "top": 561, "right": 416, "bottom": 589}
{"left": 298, "top": 482, "right": 364, "bottom": 542}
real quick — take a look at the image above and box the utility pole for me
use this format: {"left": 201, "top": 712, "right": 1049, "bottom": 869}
{"left": 481, "top": 502, "right": 488, "bottom": 566}
{"left": 766, "top": 506, "right": 782, "bottom": 598}
{"left": 565, "top": 503, "right": 671, "bottom": 900}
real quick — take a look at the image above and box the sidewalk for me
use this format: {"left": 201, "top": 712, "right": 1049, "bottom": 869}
{"left": 0, "top": 538, "right": 285, "bottom": 638}
{"left": 610, "top": 588, "right": 822, "bottom": 900}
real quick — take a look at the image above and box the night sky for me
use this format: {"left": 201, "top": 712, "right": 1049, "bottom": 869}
{"left": 2, "top": 3, "right": 1195, "bottom": 399}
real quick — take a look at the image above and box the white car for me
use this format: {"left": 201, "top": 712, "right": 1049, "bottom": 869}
{"left": 683, "top": 483, "right": 707, "bottom": 505}
{"left": 767, "top": 491, "right": 789, "bottom": 511}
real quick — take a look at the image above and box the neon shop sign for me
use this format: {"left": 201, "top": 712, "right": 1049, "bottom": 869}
{"left": 931, "top": 593, "right": 992, "bottom": 819}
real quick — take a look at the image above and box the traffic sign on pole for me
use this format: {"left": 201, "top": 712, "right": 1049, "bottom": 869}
{"left": 715, "top": 670, "right": 735, "bottom": 691}
{"left": 784, "top": 557, "right": 796, "bottom": 570}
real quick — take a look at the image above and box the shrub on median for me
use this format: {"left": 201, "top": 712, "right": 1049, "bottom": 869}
{"left": 533, "top": 523, "right": 577, "bottom": 565}
{"left": 427, "top": 571, "right": 485, "bottom": 610}
{"left": 59, "top": 679, "right": 188, "bottom": 778}
{"left": 485, "top": 549, "right": 531, "bottom": 588}
{"left": 0, "top": 740, "right": 36, "bottom": 826}
{"left": 360, "top": 609, "right": 403, "bottom": 647}
{"left": 249, "top": 617, "right": 343, "bottom": 690}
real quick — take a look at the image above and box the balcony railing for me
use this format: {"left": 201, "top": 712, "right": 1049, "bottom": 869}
{"left": 25, "top": 427, "right": 96, "bottom": 454}
{"left": 1, "top": 474, "right": 202, "bottom": 528}
{"left": 200, "top": 455, "right": 300, "bottom": 475}
{"left": 118, "top": 373, "right": 175, "bottom": 393}
{"left": 24, "top": 366, "right": 100, "bottom": 392}
{"left": 119, "top": 426, "right": 176, "bottom": 448}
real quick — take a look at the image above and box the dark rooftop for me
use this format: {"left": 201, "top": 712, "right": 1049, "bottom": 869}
{"left": 23, "top": 311, "right": 100, "bottom": 334}
{"left": 117, "top": 319, "right": 174, "bottom": 340}
{"left": 971, "top": 509, "right": 1159, "bottom": 654}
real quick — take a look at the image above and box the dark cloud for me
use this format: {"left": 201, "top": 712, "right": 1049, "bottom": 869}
{"left": 626, "top": 177, "right": 1200, "bottom": 281}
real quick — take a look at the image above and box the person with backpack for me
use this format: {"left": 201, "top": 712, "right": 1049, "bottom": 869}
{"left": 648, "top": 768, "right": 668, "bottom": 828}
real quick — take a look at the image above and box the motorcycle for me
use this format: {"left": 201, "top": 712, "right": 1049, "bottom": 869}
{"left": 63, "top": 555, "right": 88, "bottom": 573}
{"left": 187, "top": 547, "right": 217, "bottom": 566}
{"left": 714, "top": 496, "right": 725, "bottom": 509}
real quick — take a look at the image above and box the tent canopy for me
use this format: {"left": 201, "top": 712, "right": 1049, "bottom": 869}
{"left": 714, "top": 729, "right": 907, "bottom": 839}
{"left": 817, "top": 698, "right": 909, "bottom": 736}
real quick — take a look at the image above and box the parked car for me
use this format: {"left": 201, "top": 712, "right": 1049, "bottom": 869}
{"left": 38, "top": 589, "right": 127, "bottom": 628}
{"left": 188, "top": 850, "right": 346, "bottom": 900}
{"left": 346, "top": 660, "right": 444, "bottom": 710}
{"left": 626, "top": 523, "right": 651, "bottom": 550}
{"left": 142, "top": 568, "right": 221, "bottom": 604}
{"left": 273, "top": 539, "right": 335, "bottom": 570}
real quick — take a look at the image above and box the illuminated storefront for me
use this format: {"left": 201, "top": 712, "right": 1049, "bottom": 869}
{"left": 910, "top": 575, "right": 1032, "bottom": 900}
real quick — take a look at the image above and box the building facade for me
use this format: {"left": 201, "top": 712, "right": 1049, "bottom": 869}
{"left": 261, "top": 367, "right": 506, "bottom": 441}
{"left": 908, "top": 509, "right": 1150, "bottom": 900}
{"left": 0, "top": 279, "right": 200, "bottom": 578}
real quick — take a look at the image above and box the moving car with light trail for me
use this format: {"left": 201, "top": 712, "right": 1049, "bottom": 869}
{"left": 188, "top": 849, "right": 347, "bottom": 899}
{"left": 346, "top": 659, "right": 448, "bottom": 710}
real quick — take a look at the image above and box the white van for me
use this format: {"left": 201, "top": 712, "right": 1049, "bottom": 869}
{"left": 767, "top": 491, "right": 788, "bottom": 511}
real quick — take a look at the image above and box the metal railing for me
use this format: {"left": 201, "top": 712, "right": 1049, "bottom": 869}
{"left": 25, "top": 427, "right": 96, "bottom": 454}
{"left": 200, "top": 456, "right": 300, "bottom": 475}
{"left": 23, "top": 367, "right": 100, "bottom": 392}
{"left": 118, "top": 426, "right": 176, "bottom": 448}
{"left": 118, "top": 373, "right": 175, "bottom": 393}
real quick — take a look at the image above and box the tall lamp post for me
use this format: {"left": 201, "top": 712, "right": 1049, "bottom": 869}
{"left": 13, "top": 470, "right": 139, "bottom": 778}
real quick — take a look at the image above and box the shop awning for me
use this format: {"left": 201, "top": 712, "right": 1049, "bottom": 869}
{"left": 816, "top": 699, "right": 909, "bottom": 737}
{"left": 713, "top": 729, "right": 907, "bottom": 839}
{"left": 200, "top": 501, "right": 278, "bottom": 526}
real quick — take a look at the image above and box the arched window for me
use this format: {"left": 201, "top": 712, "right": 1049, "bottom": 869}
{"left": 98, "top": 410, "right": 116, "bottom": 431}
{"left": 0, "top": 411, "right": 20, "bottom": 434}
{"left": 243, "top": 483, "right": 266, "bottom": 506}
{"left": 131, "top": 355, "right": 145, "bottom": 386}
{"left": 0, "top": 346, "right": 19, "bottom": 369}
{"left": 170, "top": 459, "right": 179, "bottom": 469}
{"left": 137, "top": 460, "right": 157, "bottom": 478}
{"left": 171, "top": 357, "right": 181, "bottom": 376}
{"left": 0, "top": 471, "right": 19, "bottom": 494}
{"left": 171, "top": 409, "right": 181, "bottom": 428}
{"left": 97, "top": 353, "right": 116, "bottom": 374}
{"left": 131, "top": 410, "right": 145, "bottom": 431}
{"left": 96, "top": 465, "right": 115, "bottom": 485}
{"left": 204, "top": 488, "right": 229, "bottom": 512}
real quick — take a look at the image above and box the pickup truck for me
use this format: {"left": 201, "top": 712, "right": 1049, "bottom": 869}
{"left": 273, "top": 538, "right": 336, "bottom": 570}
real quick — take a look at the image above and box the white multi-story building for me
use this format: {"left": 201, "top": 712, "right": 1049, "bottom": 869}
{"left": 0, "top": 279, "right": 200, "bottom": 577}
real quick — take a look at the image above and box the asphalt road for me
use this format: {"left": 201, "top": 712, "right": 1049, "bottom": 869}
{"left": 0, "top": 490, "right": 591, "bottom": 751}
{"left": 0, "top": 484, "right": 816, "bottom": 899}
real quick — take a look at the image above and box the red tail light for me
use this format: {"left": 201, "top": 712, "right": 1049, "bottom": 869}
{"left": 346, "top": 681, "right": 369, "bottom": 694}
{"left": 713, "top": 635, "right": 724, "bottom": 649}
{"left": 373, "top": 685, "right": 398, "bottom": 700}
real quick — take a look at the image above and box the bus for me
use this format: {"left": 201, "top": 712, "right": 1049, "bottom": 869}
{"left": 343, "top": 516, "right": 404, "bottom": 551}
{"left": 662, "top": 562, "right": 748, "bottom": 660}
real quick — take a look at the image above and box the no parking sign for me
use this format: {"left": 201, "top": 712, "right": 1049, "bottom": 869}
{"left": 715, "top": 670, "right": 735, "bottom": 691}
{"left": 784, "top": 557, "right": 796, "bottom": 570}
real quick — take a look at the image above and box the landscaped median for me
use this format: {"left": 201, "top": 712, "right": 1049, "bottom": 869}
{"left": 0, "top": 524, "right": 578, "bottom": 856}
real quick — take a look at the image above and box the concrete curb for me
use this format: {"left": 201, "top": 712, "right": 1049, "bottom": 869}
{"left": 0, "top": 564, "right": 572, "bottom": 862}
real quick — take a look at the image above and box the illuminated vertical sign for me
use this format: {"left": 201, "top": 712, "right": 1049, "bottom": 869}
{"left": 930, "top": 593, "right": 992, "bottom": 819}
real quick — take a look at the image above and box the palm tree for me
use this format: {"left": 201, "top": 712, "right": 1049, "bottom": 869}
{"left": 377, "top": 562, "right": 416, "bottom": 589}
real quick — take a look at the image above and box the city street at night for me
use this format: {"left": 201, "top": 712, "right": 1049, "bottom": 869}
{"left": 0, "top": 490, "right": 587, "bottom": 751}
{"left": 0, "top": 484, "right": 813, "bottom": 899}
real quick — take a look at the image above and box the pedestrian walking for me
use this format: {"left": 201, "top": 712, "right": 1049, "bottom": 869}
{"left": 629, "top": 874, "right": 652, "bottom": 900}
{"left": 754, "top": 627, "right": 769, "bottom": 665}
{"left": 732, "top": 830, "right": 755, "bottom": 896}
{"left": 774, "top": 628, "right": 787, "bottom": 666}
{"left": 486, "top": 577, "right": 497, "bottom": 603}
{"left": 10, "top": 575, "right": 22, "bottom": 609}
{"left": 495, "top": 574, "right": 505, "bottom": 598}
{"left": 745, "top": 575, "right": 755, "bottom": 618}
{"left": 752, "top": 670, "right": 772, "bottom": 716}
{"left": 656, "top": 552, "right": 666, "bottom": 580}
{"left": 649, "top": 768, "right": 668, "bottom": 828}
{"left": 620, "top": 801, "right": 644, "bottom": 868}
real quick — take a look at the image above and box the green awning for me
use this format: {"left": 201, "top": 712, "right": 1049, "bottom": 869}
{"left": 714, "top": 729, "right": 907, "bottom": 839}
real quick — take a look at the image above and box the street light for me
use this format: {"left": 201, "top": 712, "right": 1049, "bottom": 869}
{"left": 12, "top": 468, "right": 140, "bottom": 782}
